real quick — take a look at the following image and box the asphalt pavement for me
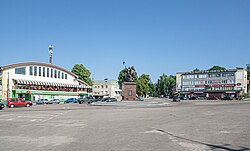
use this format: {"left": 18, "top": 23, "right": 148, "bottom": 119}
{"left": 0, "top": 98, "right": 250, "bottom": 151}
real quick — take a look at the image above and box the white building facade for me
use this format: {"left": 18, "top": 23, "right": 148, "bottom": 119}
{"left": 93, "top": 80, "right": 122, "bottom": 101}
{"left": 0, "top": 62, "right": 91, "bottom": 102}
{"left": 176, "top": 68, "right": 248, "bottom": 99}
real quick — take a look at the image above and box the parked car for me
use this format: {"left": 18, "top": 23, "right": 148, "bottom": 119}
{"left": 180, "top": 96, "right": 187, "bottom": 100}
{"left": 94, "top": 97, "right": 103, "bottom": 102}
{"left": 0, "top": 102, "right": 5, "bottom": 110}
{"left": 7, "top": 98, "right": 32, "bottom": 108}
{"left": 104, "top": 97, "right": 117, "bottom": 102}
{"left": 36, "top": 99, "right": 49, "bottom": 104}
{"left": 222, "top": 96, "right": 233, "bottom": 100}
{"left": 49, "top": 99, "right": 60, "bottom": 104}
{"left": 189, "top": 96, "right": 197, "bottom": 100}
{"left": 64, "top": 98, "right": 77, "bottom": 103}
{"left": 135, "top": 97, "right": 144, "bottom": 101}
{"left": 77, "top": 98, "right": 87, "bottom": 104}
{"left": 172, "top": 96, "right": 180, "bottom": 102}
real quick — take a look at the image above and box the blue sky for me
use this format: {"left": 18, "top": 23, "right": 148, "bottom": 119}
{"left": 0, "top": 0, "right": 249, "bottom": 82}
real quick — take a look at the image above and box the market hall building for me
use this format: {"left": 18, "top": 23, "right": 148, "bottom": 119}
{"left": 176, "top": 68, "right": 248, "bottom": 99}
{"left": 0, "top": 62, "right": 92, "bottom": 102}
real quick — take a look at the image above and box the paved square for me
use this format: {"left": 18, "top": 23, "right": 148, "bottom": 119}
{"left": 0, "top": 99, "right": 250, "bottom": 151}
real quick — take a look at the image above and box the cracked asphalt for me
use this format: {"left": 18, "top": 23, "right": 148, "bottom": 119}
{"left": 0, "top": 98, "right": 250, "bottom": 151}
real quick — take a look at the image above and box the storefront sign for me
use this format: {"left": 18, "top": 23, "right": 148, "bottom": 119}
{"left": 210, "top": 84, "right": 235, "bottom": 87}
{"left": 194, "top": 92, "right": 204, "bottom": 94}
{"left": 195, "top": 85, "right": 205, "bottom": 88}
{"left": 226, "top": 91, "right": 236, "bottom": 94}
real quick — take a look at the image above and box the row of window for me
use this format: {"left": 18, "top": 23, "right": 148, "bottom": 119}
{"left": 183, "top": 79, "right": 235, "bottom": 85}
{"left": 94, "top": 91, "right": 109, "bottom": 95}
{"left": 182, "top": 86, "right": 234, "bottom": 91}
{"left": 94, "top": 85, "right": 109, "bottom": 89}
{"left": 15, "top": 66, "right": 68, "bottom": 80}
{"left": 183, "top": 73, "right": 235, "bottom": 79}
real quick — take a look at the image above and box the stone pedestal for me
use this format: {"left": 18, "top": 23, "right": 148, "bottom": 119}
{"left": 122, "top": 82, "right": 136, "bottom": 101}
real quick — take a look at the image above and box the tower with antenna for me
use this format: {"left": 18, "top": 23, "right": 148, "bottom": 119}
{"left": 49, "top": 45, "right": 53, "bottom": 64}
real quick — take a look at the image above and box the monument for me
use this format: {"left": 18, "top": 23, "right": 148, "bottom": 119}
{"left": 122, "top": 66, "right": 137, "bottom": 101}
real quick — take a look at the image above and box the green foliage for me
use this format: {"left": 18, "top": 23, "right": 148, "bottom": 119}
{"left": 247, "top": 65, "right": 250, "bottom": 90}
{"left": 148, "top": 82, "right": 157, "bottom": 97}
{"left": 208, "top": 66, "right": 226, "bottom": 71}
{"left": 136, "top": 74, "right": 150, "bottom": 97}
{"left": 71, "top": 64, "right": 93, "bottom": 86}
{"left": 156, "top": 74, "right": 176, "bottom": 96}
{"left": 241, "top": 93, "right": 250, "bottom": 98}
{"left": 193, "top": 68, "right": 200, "bottom": 72}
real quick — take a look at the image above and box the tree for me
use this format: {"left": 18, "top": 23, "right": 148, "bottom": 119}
{"left": 118, "top": 66, "right": 138, "bottom": 89}
{"left": 156, "top": 74, "right": 168, "bottom": 96}
{"left": 71, "top": 64, "right": 93, "bottom": 86}
{"left": 247, "top": 64, "right": 250, "bottom": 90}
{"left": 148, "top": 82, "right": 157, "bottom": 97}
{"left": 193, "top": 68, "right": 200, "bottom": 72}
{"left": 137, "top": 74, "right": 150, "bottom": 97}
{"left": 208, "top": 66, "right": 226, "bottom": 71}
{"left": 156, "top": 74, "right": 176, "bottom": 96}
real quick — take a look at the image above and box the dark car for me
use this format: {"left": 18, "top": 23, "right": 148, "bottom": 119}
{"left": 77, "top": 98, "right": 87, "bottom": 104}
{"left": 189, "top": 96, "right": 197, "bottom": 100}
{"left": 94, "top": 98, "right": 103, "bottom": 102}
{"left": 222, "top": 96, "right": 233, "bottom": 100}
{"left": 180, "top": 96, "right": 187, "bottom": 100}
{"left": 64, "top": 98, "right": 77, "bottom": 103}
{"left": 172, "top": 96, "right": 180, "bottom": 102}
{"left": 49, "top": 99, "right": 60, "bottom": 104}
{"left": 78, "top": 97, "right": 94, "bottom": 104}
{"left": 0, "top": 102, "right": 5, "bottom": 110}
{"left": 104, "top": 97, "right": 117, "bottom": 102}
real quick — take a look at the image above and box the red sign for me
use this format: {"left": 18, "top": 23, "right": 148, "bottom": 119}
{"left": 210, "top": 84, "right": 235, "bottom": 87}
{"left": 195, "top": 85, "right": 205, "bottom": 88}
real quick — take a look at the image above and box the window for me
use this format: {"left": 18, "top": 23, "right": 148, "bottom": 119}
{"left": 15, "top": 67, "right": 26, "bottom": 75}
{"left": 58, "top": 71, "right": 60, "bottom": 79}
{"left": 47, "top": 68, "right": 49, "bottom": 77}
{"left": 29, "top": 66, "right": 33, "bottom": 75}
{"left": 43, "top": 67, "right": 45, "bottom": 77}
{"left": 62, "top": 72, "right": 64, "bottom": 79}
{"left": 39, "top": 67, "right": 41, "bottom": 76}
{"left": 54, "top": 70, "right": 57, "bottom": 78}
{"left": 34, "top": 66, "right": 37, "bottom": 76}
{"left": 51, "top": 69, "right": 53, "bottom": 78}
{"left": 106, "top": 85, "right": 108, "bottom": 88}
{"left": 65, "top": 74, "right": 68, "bottom": 79}
{"left": 128, "top": 90, "right": 132, "bottom": 96}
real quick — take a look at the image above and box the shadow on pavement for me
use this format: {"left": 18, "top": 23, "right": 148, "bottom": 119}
{"left": 156, "top": 129, "right": 250, "bottom": 151}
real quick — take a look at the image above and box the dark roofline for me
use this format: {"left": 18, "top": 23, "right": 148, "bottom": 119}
{"left": 177, "top": 69, "right": 239, "bottom": 75}
{"left": 1, "top": 62, "right": 77, "bottom": 78}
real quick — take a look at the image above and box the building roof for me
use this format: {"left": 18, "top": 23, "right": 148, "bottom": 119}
{"left": 177, "top": 69, "right": 238, "bottom": 75}
{"left": 93, "top": 80, "right": 118, "bottom": 85}
{"left": 1, "top": 62, "right": 77, "bottom": 78}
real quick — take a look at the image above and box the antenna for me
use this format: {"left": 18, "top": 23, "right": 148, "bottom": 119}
{"left": 49, "top": 45, "right": 53, "bottom": 64}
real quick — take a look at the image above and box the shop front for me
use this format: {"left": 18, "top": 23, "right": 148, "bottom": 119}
{"left": 13, "top": 89, "right": 88, "bottom": 101}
